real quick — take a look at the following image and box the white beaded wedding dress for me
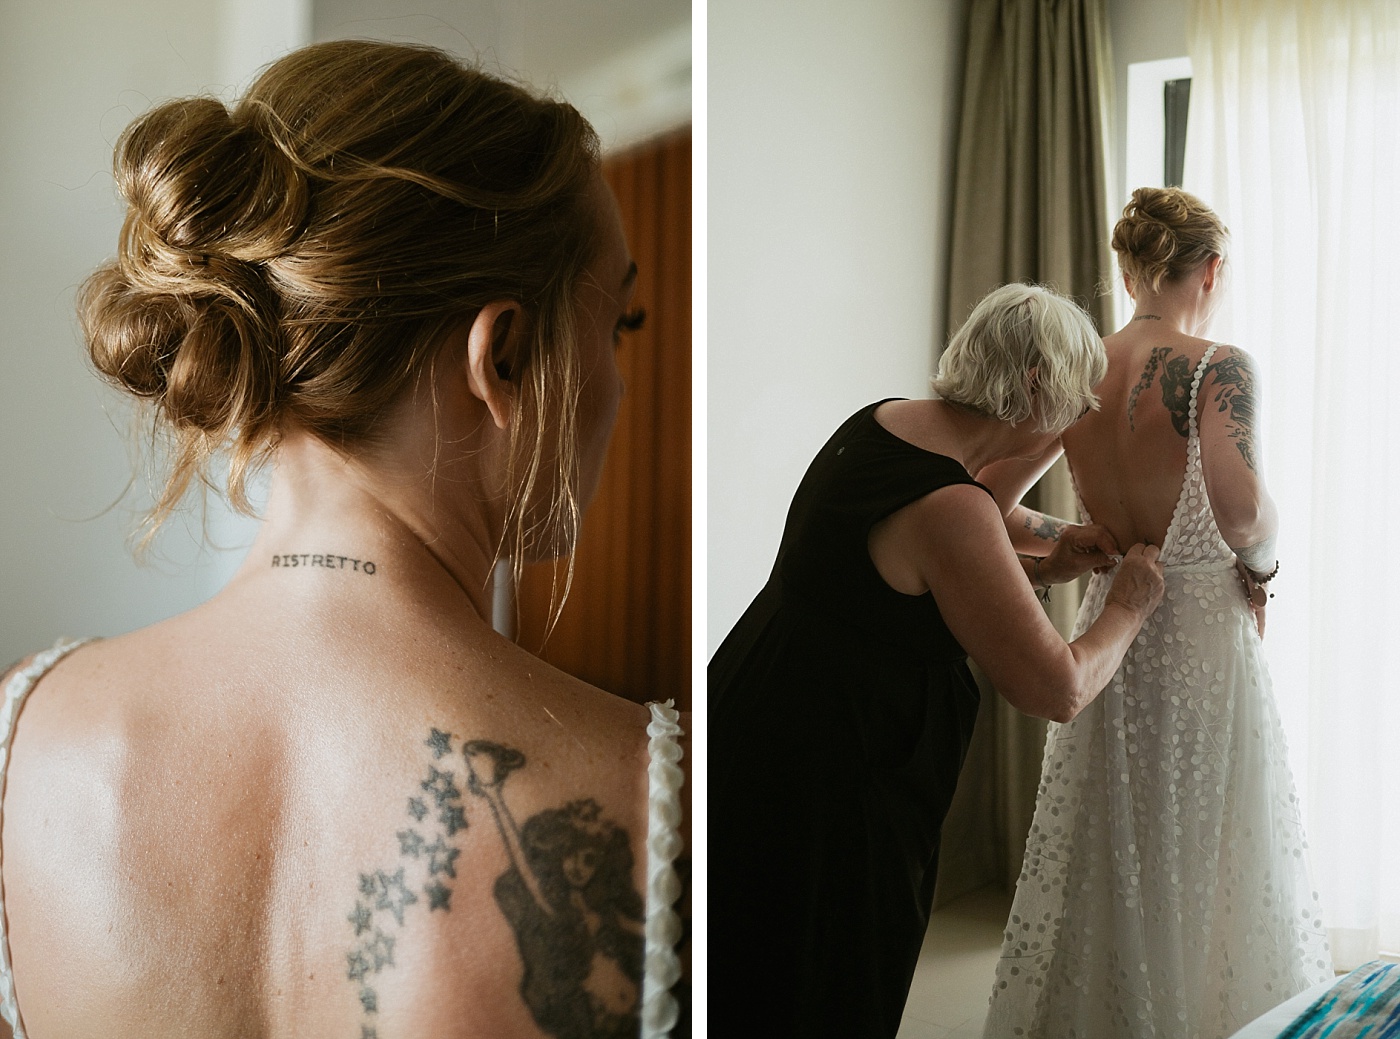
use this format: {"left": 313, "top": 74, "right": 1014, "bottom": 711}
{"left": 982, "top": 346, "right": 1332, "bottom": 1039}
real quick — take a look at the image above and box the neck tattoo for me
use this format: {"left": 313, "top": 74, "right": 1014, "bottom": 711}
{"left": 272, "top": 553, "right": 377, "bottom": 575}
{"left": 1133, "top": 314, "right": 1163, "bottom": 322}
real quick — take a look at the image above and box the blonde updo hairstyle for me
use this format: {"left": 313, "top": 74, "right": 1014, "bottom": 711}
{"left": 1112, "top": 187, "right": 1229, "bottom": 296}
{"left": 932, "top": 284, "right": 1106, "bottom": 434}
{"left": 80, "top": 40, "right": 601, "bottom": 565}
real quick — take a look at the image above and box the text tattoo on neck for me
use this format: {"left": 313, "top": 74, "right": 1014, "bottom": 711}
{"left": 342, "top": 728, "right": 650, "bottom": 1038}
{"left": 271, "top": 553, "right": 377, "bottom": 575}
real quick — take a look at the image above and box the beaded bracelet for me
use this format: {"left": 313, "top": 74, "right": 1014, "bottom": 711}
{"left": 1248, "top": 559, "right": 1280, "bottom": 584}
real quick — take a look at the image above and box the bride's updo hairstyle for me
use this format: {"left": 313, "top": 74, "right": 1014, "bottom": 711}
{"left": 932, "top": 283, "right": 1106, "bottom": 434}
{"left": 1112, "top": 186, "right": 1229, "bottom": 296}
{"left": 80, "top": 40, "right": 600, "bottom": 559}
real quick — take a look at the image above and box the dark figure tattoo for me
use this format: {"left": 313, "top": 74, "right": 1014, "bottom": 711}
{"left": 1205, "top": 352, "right": 1260, "bottom": 471}
{"left": 465, "top": 740, "right": 646, "bottom": 1039}
{"left": 1159, "top": 352, "right": 1197, "bottom": 437}
{"left": 1128, "top": 347, "right": 1171, "bottom": 431}
{"left": 342, "top": 728, "right": 656, "bottom": 1037}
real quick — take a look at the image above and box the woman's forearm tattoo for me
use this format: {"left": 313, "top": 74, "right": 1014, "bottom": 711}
{"left": 343, "top": 728, "right": 648, "bottom": 1038}
{"left": 1023, "top": 511, "right": 1068, "bottom": 541}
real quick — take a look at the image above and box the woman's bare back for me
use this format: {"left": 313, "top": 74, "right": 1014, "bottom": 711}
{"left": 1062, "top": 324, "right": 1266, "bottom": 554}
{"left": 0, "top": 568, "right": 667, "bottom": 1039}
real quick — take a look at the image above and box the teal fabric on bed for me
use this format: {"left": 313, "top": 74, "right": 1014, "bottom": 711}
{"left": 1279, "top": 961, "right": 1400, "bottom": 1038}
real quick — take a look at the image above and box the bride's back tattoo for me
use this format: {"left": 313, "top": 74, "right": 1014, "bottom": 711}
{"left": 342, "top": 728, "right": 648, "bottom": 1038}
{"left": 1127, "top": 348, "right": 1261, "bottom": 471}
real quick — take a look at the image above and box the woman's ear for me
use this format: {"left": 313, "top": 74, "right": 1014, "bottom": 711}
{"left": 465, "top": 300, "right": 524, "bottom": 430}
{"left": 1202, "top": 254, "right": 1223, "bottom": 293}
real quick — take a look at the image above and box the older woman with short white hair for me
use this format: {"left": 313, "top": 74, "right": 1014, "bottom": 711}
{"left": 709, "top": 282, "right": 1165, "bottom": 1039}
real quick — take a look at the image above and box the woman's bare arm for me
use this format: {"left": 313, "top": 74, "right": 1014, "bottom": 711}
{"left": 975, "top": 444, "right": 1074, "bottom": 554}
{"left": 870, "top": 486, "right": 1163, "bottom": 722}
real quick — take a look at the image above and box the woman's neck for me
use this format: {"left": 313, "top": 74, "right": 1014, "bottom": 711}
{"left": 1125, "top": 286, "right": 1213, "bottom": 338}
{"left": 232, "top": 430, "right": 508, "bottom": 623}
{"left": 926, "top": 400, "right": 1052, "bottom": 473}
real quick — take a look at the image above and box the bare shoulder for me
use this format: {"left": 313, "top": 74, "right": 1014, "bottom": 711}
{"left": 880, "top": 481, "right": 1002, "bottom": 561}
{"left": 899, "top": 481, "right": 1000, "bottom": 530}
{"left": 871, "top": 481, "right": 1002, "bottom": 594}
{"left": 1201, "top": 343, "right": 1257, "bottom": 382}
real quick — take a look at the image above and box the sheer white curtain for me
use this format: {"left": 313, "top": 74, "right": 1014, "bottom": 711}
{"left": 1184, "top": 0, "right": 1400, "bottom": 969}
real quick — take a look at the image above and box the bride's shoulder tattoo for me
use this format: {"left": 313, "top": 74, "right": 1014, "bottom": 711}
{"left": 1127, "top": 347, "right": 1172, "bottom": 431}
{"left": 1158, "top": 352, "right": 1197, "bottom": 437}
{"left": 1204, "top": 350, "right": 1260, "bottom": 472}
{"left": 343, "top": 728, "right": 649, "bottom": 1038}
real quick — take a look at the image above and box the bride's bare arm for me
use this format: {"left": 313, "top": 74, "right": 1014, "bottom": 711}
{"left": 870, "top": 486, "right": 1163, "bottom": 722}
{"left": 1199, "top": 346, "right": 1279, "bottom": 570}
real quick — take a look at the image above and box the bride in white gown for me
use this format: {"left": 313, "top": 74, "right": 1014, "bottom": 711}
{"left": 981, "top": 188, "right": 1332, "bottom": 1039}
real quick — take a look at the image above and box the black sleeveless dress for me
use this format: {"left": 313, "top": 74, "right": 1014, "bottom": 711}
{"left": 710, "top": 400, "right": 989, "bottom": 1039}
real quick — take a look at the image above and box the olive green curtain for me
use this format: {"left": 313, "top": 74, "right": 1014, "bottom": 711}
{"left": 933, "top": 0, "right": 1114, "bottom": 906}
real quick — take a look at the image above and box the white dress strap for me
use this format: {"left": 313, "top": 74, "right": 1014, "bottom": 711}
{"left": 1159, "top": 344, "right": 1228, "bottom": 564}
{"left": 640, "top": 700, "right": 686, "bottom": 1039}
{"left": 0, "top": 637, "right": 95, "bottom": 1037}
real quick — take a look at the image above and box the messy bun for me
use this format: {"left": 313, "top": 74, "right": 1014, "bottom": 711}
{"left": 82, "top": 97, "right": 308, "bottom": 519}
{"left": 79, "top": 40, "right": 600, "bottom": 557}
{"left": 1111, "top": 187, "right": 1228, "bottom": 295}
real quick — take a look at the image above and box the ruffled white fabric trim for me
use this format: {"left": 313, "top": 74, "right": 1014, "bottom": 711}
{"left": 640, "top": 699, "right": 686, "bottom": 1039}
{"left": 0, "top": 638, "right": 95, "bottom": 1038}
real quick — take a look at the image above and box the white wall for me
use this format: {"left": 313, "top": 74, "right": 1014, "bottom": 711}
{"left": 0, "top": 1, "right": 688, "bottom": 667}
{"left": 311, "top": 0, "right": 691, "bottom": 154}
{"left": 707, "top": 0, "right": 969, "bottom": 654}
{"left": 0, "top": 1, "right": 235, "bottom": 666}
{"left": 1104, "top": 0, "right": 1188, "bottom": 328}
{"left": 1108, "top": 0, "right": 1188, "bottom": 214}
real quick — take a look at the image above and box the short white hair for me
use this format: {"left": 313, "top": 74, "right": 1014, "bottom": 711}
{"left": 932, "top": 283, "right": 1106, "bottom": 433}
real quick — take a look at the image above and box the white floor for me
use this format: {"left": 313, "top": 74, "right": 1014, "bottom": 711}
{"left": 897, "top": 885, "right": 1013, "bottom": 1039}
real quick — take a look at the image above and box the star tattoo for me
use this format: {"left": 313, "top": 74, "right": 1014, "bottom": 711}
{"left": 396, "top": 829, "right": 425, "bottom": 858}
{"left": 371, "top": 867, "right": 419, "bottom": 925}
{"left": 365, "top": 929, "right": 395, "bottom": 971}
{"left": 438, "top": 802, "right": 467, "bottom": 836}
{"left": 359, "top": 986, "right": 378, "bottom": 1013}
{"left": 425, "top": 728, "right": 453, "bottom": 758}
{"left": 424, "top": 836, "right": 461, "bottom": 879}
{"left": 346, "top": 948, "right": 371, "bottom": 982}
{"left": 421, "top": 766, "right": 461, "bottom": 807}
{"left": 425, "top": 880, "right": 452, "bottom": 911}
{"left": 347, "top": 902, "right": 373, "bottom": 936}
{"left": 406, "top": 796, "right": 428, "bottom": 821}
